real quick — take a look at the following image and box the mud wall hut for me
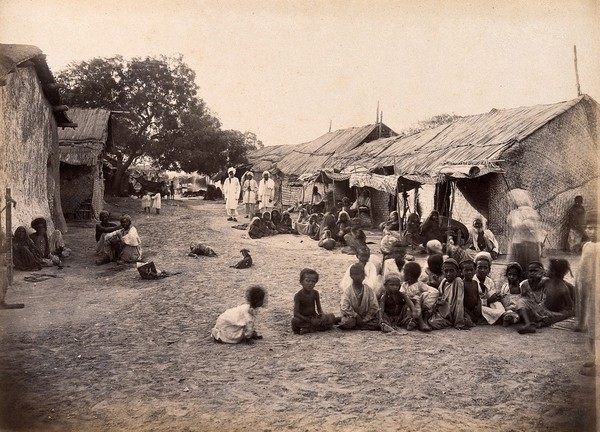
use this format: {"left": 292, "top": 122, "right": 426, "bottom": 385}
{"left": 58, "top": 108, "right": 112, "bottom": 219}
{"left": 0, "top": 44, "right": 75, "bottom": 232}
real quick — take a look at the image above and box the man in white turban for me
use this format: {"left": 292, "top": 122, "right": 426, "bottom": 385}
{"left": 257, "top": 171, "right": 275, "bottom": 214}
{"left": 223, "top": 167, "right": 241, "bottom": 221}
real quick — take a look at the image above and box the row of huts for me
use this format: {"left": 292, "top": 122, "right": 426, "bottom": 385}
{"left": 0, "top": 44, "right": 113, "bottom": 232}
{"left": 248, "top": 96, "right": 600, "bottom": 251}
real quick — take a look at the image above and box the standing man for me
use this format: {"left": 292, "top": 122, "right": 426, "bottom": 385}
{"left": 223, "top": 167, "right": 241, "bottom": 222}
{"left": 257, "top": 171, "right": 275, "bottom": 214}
{"left": 242, "top": 172, "right": 258, "bottom": 218}
{"left": 169, "top": 181, "right": 175, "bottom": 200}
{"left": 561, "top": 195, "right": 588, "bottom": 252}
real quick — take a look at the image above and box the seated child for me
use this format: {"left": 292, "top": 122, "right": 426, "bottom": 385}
{"left": 428, "top": 258, "right": 468, "bottom": 330}
{"left": 378, "top": 273, "right": 408, "bottom": 331}
{"left": 336, "top": 210, "right": 352, "bottom": 243}
{"left": 499, "top": 262, "right": 524, "bottom": 326}
{"left": 419, "top": 253, "right": 444, "bottom": 289}
{"left": 342, "top": 217, "right": 367, "bottom": 254}
{"left": 291, "top": 268, "right": 341, "bottom": 334}
{"left": 339, "top": 263, "right": 381, "bottom": 330}
{"left": 516, "top": 260, "right": 574, "bottom": 334}
{"left": 474, "top": 252, "right": 505, "bottom": 325}
{"left": 308, "top": 214, "right": 321, "bottom": 241}
{"left": 29, "top": 217, "right": 70, "bottom": 267}
{"left": 460, "top": 259, "right": 481, "bottom": 326}
{"left": 340, "top": 246, "right": 383, "bottom": 297}
{"left": 400, "top": 262, "right": 438, "bottom": 331}
{"left": 211, "top": 285, "right": 267, "bottom": 344}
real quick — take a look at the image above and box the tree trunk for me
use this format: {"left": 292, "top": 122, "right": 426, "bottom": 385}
{"left": 108, "top": 153, "right": 139, "bottom": 197}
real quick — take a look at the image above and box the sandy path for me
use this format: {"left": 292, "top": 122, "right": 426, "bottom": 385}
{"left": 0, "top": 197, "right": 595, "bottom": 432}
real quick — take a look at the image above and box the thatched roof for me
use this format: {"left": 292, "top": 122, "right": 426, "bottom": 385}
{"left": 331, "top": 95, "right": 595, "bottom": 179}
{"left": 247, "top": 145, "right": 295, "bottom": 173}
{"left": 274, "top": 123, "right": 395, "bottom": 177}
{"left": 58, "top": 108, "right": 111, "bottom": 165}
{"left": 0, "top": 44, "right": 75, "bottom": 128}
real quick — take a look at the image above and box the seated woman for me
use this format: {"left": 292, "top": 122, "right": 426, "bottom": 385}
{"left": 12, "top": 226, "right": 43, "bottom": 271}
{"left": 335, "top": 210, "right": 352, "bottom": 243}
{"left": 350, "top": 190, "right": 372, "bottom": 217}
{"left": 467, "top": 217, "right": 500, "bottom": 259}
{"left": 420, "top": 211, "right": 443, "bottom": 245}
{"left": 403, "top": 213, "right": 423, "bottom": 248}
{"left": 96, "top": 214, "right": 142, "bottom": 265}
{"left": 247, "top": 212, "right": 278, "bottom": 239}
{"left": 320, "top": 212, "right": 337, "bottom": 236}
{"left": 271, "top": 209, "right": 283, "bottom": 226}
{"left": 95, "top": 210, "right": 121, "bottom": 255}
{"left": 276, "top": 211, "right": 298, "bottom": 235}
{"left": 379, "top": 211, "right": 400, "bottom": 231}
{"left": 29, "top": 217, "right": 69, "bottom": 267}
{"left": 309, "top": 186, "right": 325, "bottom": 214}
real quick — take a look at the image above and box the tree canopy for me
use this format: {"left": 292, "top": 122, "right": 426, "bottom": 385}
{"left": 57, "top": 55, "right": 257, "bottom": 194}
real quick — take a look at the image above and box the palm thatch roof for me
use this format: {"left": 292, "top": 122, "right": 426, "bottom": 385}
{"left": 270, "top": 123, "right": 396, "bottom": 177}
{"left": 0, "top": 44, "right": 75, "bottom": 127}
{"left": 247, "top": 145, "right": 295, "bottom": 173}
{"left": 58, "top": 108, "right": 111, "bottom": 165}
{"left": 331, "top": 96, "right": 594, "bottom": 180}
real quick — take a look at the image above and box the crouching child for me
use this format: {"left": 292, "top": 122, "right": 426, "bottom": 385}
{"left": 211, "top": 285, "right": 267, "bottom": 344}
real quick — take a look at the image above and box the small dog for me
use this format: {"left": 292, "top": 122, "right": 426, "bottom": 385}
{"left": 231, "top": 248, "right": 252, "bottom": 269}
{"left": 189, "top": 242, "right": 218, "bottom": 257}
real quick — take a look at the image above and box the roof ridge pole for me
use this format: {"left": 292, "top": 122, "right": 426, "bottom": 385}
{"left": 376, "top": 100, "right": 379, "bottom": 125}
{"left": 574, "top": 45, "right": 582, "bottom": 97}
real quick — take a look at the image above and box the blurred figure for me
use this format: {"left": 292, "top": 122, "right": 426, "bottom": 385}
{"left": 507, "top": 189, "right": 544, "bottom": 273}
{"left": 560, "top": 195, "right": 588, "bottom": 252}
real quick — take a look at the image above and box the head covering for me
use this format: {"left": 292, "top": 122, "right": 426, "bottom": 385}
{"left": 506, "top": 262, "right": 524, "bottom": 278}
{"left": 227, "top": 167, "right": 236, "bottom": 175}
{"left": 426, "top": 239, "right": 443, "bottom": 254}
{"left": 474, "top": 251, "right": 492, "bottom": 265}
{"left": 246, "top": 172, "right": 253, "bottom": 177}
{"left": 120, "top": 214, "right": 132, "bottom": 223}
{"left": 384, "top": 271, "right": 403, "bottom": 284}
{"left": 443, "top": 258, "right": 459, "bottom": 269}
{"left": 31, "top": 217, "right": 47, "bottom": 230}
{"left": 528, "top": 261, "right": 544, "bottom": 270}
{"left": 509, "top": 188, "right": 533, "bottom": 207}
{"left": 262, "top": 171, "right": 270, "bottom": 177}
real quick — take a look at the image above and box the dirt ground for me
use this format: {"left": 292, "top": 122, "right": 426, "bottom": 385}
{"left": 0, "top": 197, "right": 597, "bottom": 432}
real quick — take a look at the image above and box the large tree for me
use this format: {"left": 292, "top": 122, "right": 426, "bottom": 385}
{"left": 57, "top": 55, "right": 226, "bottom": 194}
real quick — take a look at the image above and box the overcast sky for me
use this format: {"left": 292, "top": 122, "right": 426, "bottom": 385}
{"left": 1, "top": 0, "right": 599, "bottom": 146}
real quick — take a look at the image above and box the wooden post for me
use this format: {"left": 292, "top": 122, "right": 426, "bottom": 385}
{"left": 447, "top": 181, "right": 456, "bottom": 245}
{"left": 574, "top": 45, "right": 581, "bottom": 97}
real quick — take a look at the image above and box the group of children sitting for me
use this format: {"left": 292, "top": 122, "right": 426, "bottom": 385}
{"left": 211, "top": 242, "right": 577, "bottom": 343}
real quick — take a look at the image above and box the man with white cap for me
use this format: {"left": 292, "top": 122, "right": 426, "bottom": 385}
{"left": 223, "top": 167, "right": 241, "bottom": 221}
{"left": 242, "top": 172, "right": 258, "bottom": 218}
{"left": 257, "top": 171, "right": 275, "bottom": 214}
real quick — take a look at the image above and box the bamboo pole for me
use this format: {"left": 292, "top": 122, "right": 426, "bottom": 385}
{"left": 6, "top": 188, "right": 13, "bottom": 285}
{"left": 447, "top": 181, "right": 456, "bottom": 245}
{"left": 574, "top": 45, "right": 581, "bottom": 97}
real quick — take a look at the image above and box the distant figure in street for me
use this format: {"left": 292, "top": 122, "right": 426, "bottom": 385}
{"left": 258, "top": 171, "right": 275, "bottom": 214}
{"left": 151, "top": 191, "right": 162, "bottom": 215}
{"left": 142, "top": 192, "right": 152, "bottom": 213}
{"left": 223, "top": 167, "right": 241, "bottom": 222}
{"left": 560, "top": 195, "right": 588, "bottom": 252}
{"left": 169, "top": 181, "right": 175, "bottom": 200}
{"left": 242, "top": 172, "right": 258, "bottom": 218}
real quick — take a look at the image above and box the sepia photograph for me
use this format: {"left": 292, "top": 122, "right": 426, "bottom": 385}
{"left": 0, "top": 0, "right": 599, "bottom": 431}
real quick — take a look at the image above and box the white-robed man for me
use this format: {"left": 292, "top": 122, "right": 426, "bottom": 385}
{"left": 242, "top": 172, "right": 259, "bottom": 218}
{"left": 223, "top": 167, "right": 241, "bottom": 221}
{"left": 467, "top": 217, "right": 500, "bottom": 259}
{"left": 257, "top": 171, "right": 275, "bottom": 214}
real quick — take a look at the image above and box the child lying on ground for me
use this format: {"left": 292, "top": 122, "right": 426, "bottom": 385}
{"left": 211, "top": 285, "right": 267, "bottom": 344}
{"left": 291, "top": 268, "right": 341, "bottom": 334}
